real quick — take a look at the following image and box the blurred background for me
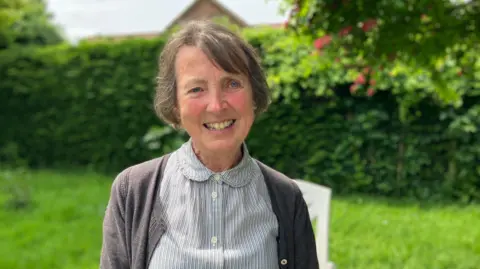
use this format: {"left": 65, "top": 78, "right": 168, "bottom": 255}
{"left": 1, "top": 0, "right": 479, "bottom": 268}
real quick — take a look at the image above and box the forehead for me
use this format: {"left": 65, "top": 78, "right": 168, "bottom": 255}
{"left": 175, "top": 46, "right": 247, "bottom": 86}
{"left": 176, "top": 42, "right": 250, "bottom": 73}
{"left": 175, "top": 46, "right": 217, "bottom": 75}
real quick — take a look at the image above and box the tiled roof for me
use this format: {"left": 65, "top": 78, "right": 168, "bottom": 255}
{"left": 45, "top": 0, "right": 288, "bottom": 41}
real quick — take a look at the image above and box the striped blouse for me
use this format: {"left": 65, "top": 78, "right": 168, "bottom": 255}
{"left": 148, "top": 139, "right": 279, "bottom": 269}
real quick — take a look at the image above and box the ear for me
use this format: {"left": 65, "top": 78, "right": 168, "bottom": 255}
{"left": 172, "top": 106, "right": 182, "bottom": 128}
{"left": 173, "top": 106, "right": 179, "bottom": 117}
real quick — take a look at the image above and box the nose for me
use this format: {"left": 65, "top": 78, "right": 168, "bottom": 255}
{"left": 206, "top": 88, "right": 225, "bottom": 113}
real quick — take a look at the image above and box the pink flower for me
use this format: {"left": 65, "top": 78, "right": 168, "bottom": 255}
{"left": 339, "top": 26, "right": 352, "bottom": 37}
{"left": 350, "top": 84, "right": 358, "bottom": 93}
{"left": 355, "top": 74, "right": 366, "bottom": 84}
{"left": 362, "top": 19, "right": 377, "bottom": 32}
{"left": 367, "top": 88, "right": 375, "bottom": 96}
{"left": 314, "top": 35, "right": 332, "bottom": 50}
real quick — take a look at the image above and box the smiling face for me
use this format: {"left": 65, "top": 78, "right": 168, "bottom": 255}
{"left": 174, "top": 45, "right": 255, "bottom": 155}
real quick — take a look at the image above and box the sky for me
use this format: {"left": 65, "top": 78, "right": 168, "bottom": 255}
{"left": 45, "top": 0, "right": 288, "bottom": 41}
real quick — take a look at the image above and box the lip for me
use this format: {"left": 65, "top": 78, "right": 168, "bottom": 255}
{"left": 203, "top": 119, "right": 236, "bottom": 124}
{"left": 203, "top": 119, "right": 236, "bottom": 131}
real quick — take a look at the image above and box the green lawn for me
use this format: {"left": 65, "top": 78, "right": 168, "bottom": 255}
{"left": 1, "top": 169, "right": 479, "bottom": 269}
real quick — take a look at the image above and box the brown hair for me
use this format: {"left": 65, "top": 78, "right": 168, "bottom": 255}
{"left": 154, "top": 20, "right": 271, "bottom": 127}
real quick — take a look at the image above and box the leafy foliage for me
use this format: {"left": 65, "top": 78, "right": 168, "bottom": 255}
{"left": 0, "top": 37, "right": 174, "bottom": 171}
{"left": 248, "top": 27, "right": 479, "bottom": 202}
{"left": 0, "top": 0, "right": 63, "bottom": 49}
{"left": 285, "top": 0, "right": 479, "bottom": 61}
{"left": 282, "top": 0, "right": 480, "bottom": 116}
{"left": 0, "top": 0, "right": 24, "bottom": 30}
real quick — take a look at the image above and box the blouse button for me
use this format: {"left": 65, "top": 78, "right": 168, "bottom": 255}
{"left": 211, "top": 236, "right": 218, "bottom": 246}
{"left": 280, "top": 259, "right": 288, "bottom": 265}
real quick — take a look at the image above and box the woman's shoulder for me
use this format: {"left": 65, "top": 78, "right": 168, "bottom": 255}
{"left": 111, "top": 153, "right": 173, "bottom": 196}
{"left": 253, "top": 159, "right": 303, "bottom": 195}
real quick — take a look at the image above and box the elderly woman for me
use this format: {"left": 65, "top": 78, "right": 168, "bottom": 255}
{"left": 100, "top": 20, "right": 318, "bottom": 269}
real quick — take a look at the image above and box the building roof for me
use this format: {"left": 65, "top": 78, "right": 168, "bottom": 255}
{"left": 46, "top": 0, "right": 288, "bottom": 42}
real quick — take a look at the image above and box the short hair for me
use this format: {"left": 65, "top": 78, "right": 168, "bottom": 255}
{"left": 154, "top": 20, "right": 271, "bottom": 127}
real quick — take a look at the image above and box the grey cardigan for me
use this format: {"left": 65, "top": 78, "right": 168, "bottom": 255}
{"left": 100, "top": 154, "right": 319, "bottom": 269}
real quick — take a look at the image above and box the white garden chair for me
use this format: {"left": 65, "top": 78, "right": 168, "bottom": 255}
{"left": 294, "top": 179, "right": 336, "bottom": 269}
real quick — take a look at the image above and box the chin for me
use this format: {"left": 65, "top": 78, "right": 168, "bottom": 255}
{"left": 204, "top": 138, "right": 242, "bottom": 153}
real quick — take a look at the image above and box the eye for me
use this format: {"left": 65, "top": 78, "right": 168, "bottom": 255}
{"left": 188, "top": 87, "right": 203, "bottom": 93}
{"left": 227, "top": 79, "right": 241, "bottom": 89}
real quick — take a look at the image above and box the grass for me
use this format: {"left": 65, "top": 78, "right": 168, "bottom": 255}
{"left": 1, "top": 169, "right": 479, "bottom": 269}
{"left": 329, "top": 196, "right": 480, "bottom": 269}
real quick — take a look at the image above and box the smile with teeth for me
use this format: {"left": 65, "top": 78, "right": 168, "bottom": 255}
{"left": 204, "top": 120, "right": 235, "bottom": 130}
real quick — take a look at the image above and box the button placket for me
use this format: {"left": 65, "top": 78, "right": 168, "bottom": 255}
{"left": 210, "top": 175, "right": 223, "bottom": 249}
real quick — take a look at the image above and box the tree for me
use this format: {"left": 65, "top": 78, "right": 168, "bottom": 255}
{"left": 0, "top": 0, "right": 25, "bottom": 36}
{"left": 279, "top": 0, "right": 479, "bottom": 110}
{"left": 0, "top": 0, "right": 64, "bottom": 49}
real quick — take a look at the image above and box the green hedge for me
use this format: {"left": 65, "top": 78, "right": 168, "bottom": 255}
{"left": 1, "top": 28, "right": 479, "bottom": 201}
{"left": 0, "top": 38, "right": 183, "bottom": 171}
{"left": 248, "top": 89, "right": 480, "bottom": 202}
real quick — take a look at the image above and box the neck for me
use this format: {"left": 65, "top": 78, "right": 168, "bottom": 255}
{"left": 192, "top": 142, "right": 243, "bottom": 172}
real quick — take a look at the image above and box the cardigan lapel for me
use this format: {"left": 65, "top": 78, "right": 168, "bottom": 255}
{"left": 146, "top": 154, "right": 171, "bottom": 267}
{"left": 256, "top": 160, "right": 292, "bottom": 269}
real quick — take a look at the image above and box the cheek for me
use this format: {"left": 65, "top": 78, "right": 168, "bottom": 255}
{"left": 178, "top": 99, "right": 205, "bottom": 122}
{"left": 228, "top": 90, "right": 254, "bottom": 114}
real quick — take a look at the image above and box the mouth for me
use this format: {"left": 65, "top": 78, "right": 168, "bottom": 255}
{"left": 203, "top": 119, "right": 236, "bottom": 131}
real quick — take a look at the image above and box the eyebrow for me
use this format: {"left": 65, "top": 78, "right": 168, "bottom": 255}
{"left": 182, "top": 75, "right": 245, "bottom": 90}
{"left": 183, "top": 78, "right": 207, "bottom": 90}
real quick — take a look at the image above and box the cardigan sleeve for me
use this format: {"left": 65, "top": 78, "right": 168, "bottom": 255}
{"left": 100, "top": 168, "right": 131, "bottom": 269}
{"left": 294, "top": 190, "right": 320, "bottom": 269}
